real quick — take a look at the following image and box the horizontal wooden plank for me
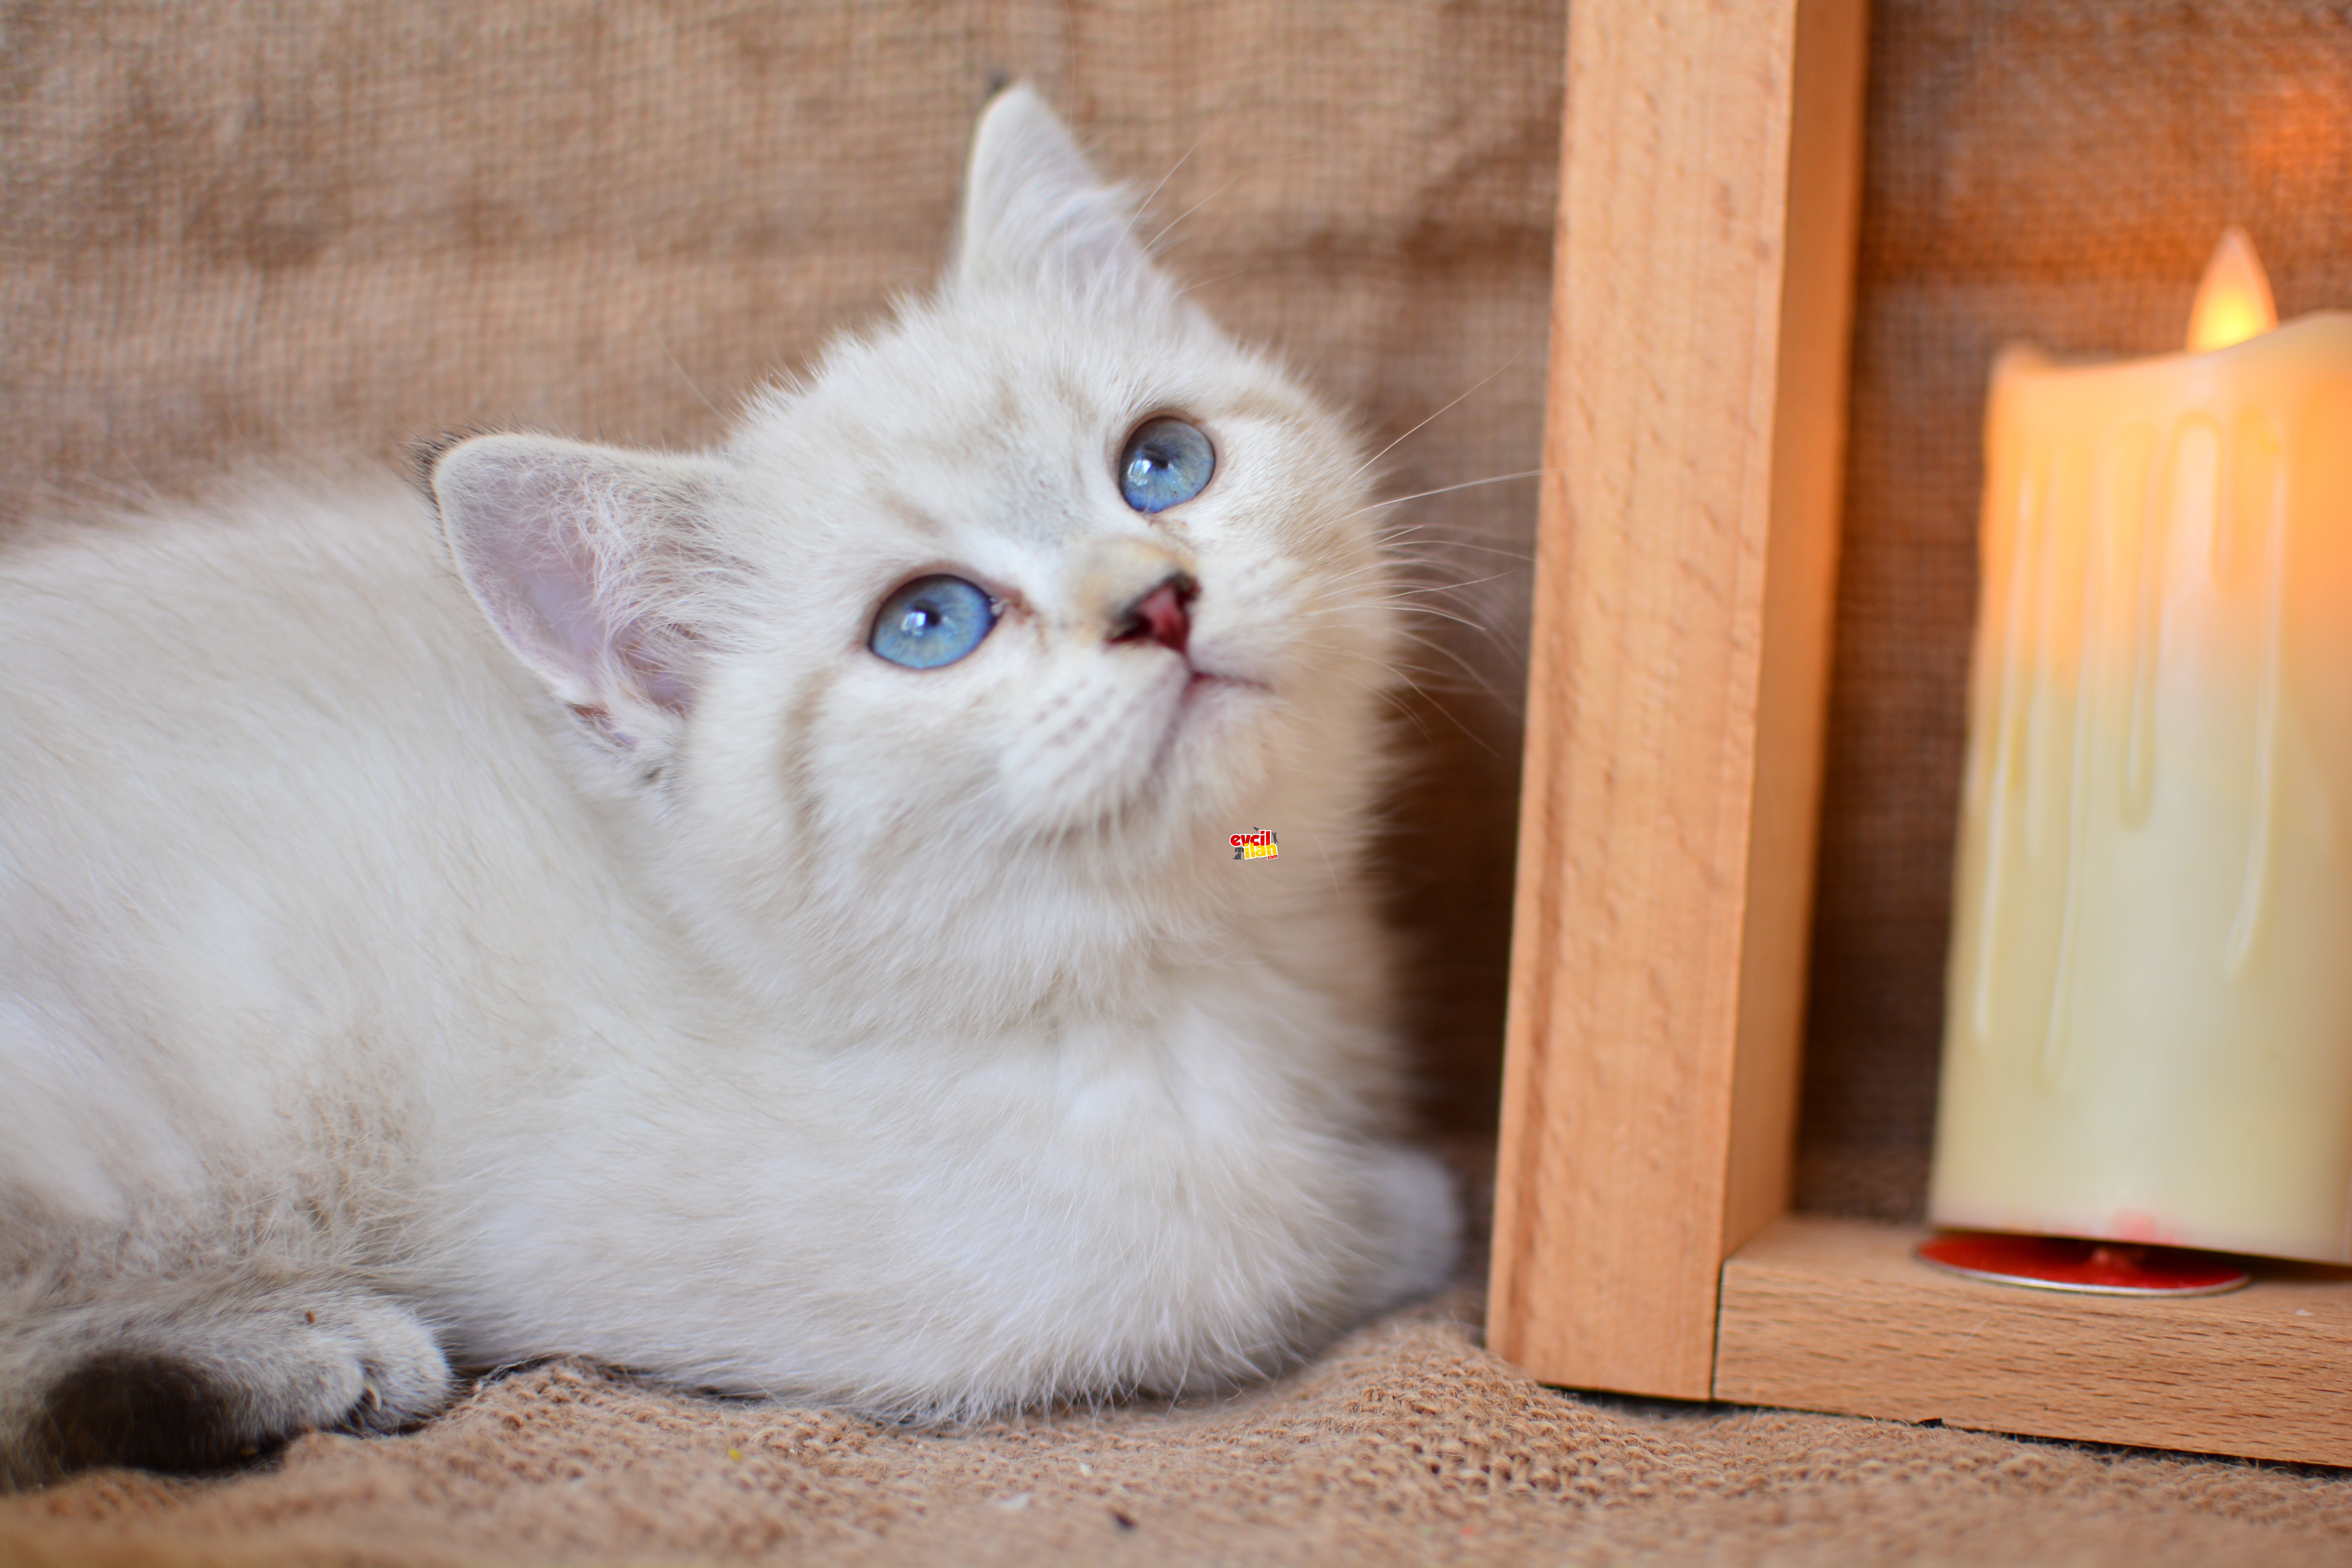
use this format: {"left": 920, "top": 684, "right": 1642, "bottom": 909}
{"left": 1715, "top": 1214, "right": 2352, "bottom": 1466}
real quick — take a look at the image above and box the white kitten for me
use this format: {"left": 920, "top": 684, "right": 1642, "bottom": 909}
{"left": 0, "top": 87, "right": 1455, "bottom": 1485}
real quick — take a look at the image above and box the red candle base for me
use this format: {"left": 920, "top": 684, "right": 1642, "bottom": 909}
{"left": 1915, "top": 1231, "right": 2251, "bottom": 1297}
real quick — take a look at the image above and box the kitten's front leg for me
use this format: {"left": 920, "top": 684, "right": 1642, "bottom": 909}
{"left": 0, "top": 1265, "right": 451, "bottom": 1488}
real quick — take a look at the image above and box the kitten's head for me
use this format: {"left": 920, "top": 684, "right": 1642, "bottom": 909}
{"left": 431, "top": 89, "right": 1397, "bottom": 1026}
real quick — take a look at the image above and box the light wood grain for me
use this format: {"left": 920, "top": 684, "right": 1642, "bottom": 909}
{"left": 1716, "top": 1214, "right": 2352, "bottom": 1465}
{"left": 1488, "top": 0, "right": 1869, "bottom": 1399}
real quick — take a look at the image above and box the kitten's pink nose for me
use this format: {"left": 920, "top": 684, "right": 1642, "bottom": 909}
{"left": 1112, "top": 575, "right": 1194, "bottom": 656}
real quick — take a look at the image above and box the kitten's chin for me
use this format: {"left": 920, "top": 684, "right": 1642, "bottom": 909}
{"left": 1162, "top": 668, "right": 1268, "bottom": 769}
{"left": 1180, "top": 668, "right": 1263, "bottom": 711}
{"left": 1130, "top": 670, "right": 1286, "bottom": 845}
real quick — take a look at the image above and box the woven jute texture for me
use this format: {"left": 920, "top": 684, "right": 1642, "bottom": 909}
{"left": 7, "top": 1290, "right": 2352, "bottom": 1568}
{"left": 0, "top": 0, "right": 1558, "bottom": 1129}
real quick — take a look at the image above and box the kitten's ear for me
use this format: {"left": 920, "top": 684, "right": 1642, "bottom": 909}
{"left": 432, "top": 434, "right": 733, "bottom": 757}
{"left": 953, "top": 84, "right": 1163, "bottom": 302}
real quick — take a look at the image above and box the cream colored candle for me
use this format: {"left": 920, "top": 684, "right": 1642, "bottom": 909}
{"left": 1930, "top": 231, "right": 2352, "bottom": 1265}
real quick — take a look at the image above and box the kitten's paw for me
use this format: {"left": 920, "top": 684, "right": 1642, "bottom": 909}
{"left": 3, "top": 1279, "right": 451, "bottom": 1486}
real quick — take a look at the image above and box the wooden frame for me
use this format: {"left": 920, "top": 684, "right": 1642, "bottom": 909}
{"left": 1489, "top": 0, "right": 1869, "bottom": 1402}
{"left": 1486, "top": 0, "right": 2352, "bottom": 1467}
{"left": 1716, "top": 1216, "right": 2352, "bottom": 1466}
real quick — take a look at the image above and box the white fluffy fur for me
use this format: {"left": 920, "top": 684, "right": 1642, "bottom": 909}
{"left": 0, "top": 88, "right": 1454, "bottom": 1484}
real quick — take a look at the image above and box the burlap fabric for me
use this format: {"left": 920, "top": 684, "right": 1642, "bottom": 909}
{"left": 6, "top": 1288, "right": 2350, "bottom": 1567}
{"left": 0, "top": 0, "right": 1556, "bottom": 1133}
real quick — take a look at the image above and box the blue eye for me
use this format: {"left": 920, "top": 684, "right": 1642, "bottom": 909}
{"left": 1119, "top": 417, "right": 1214, "bottom": 514}
{"left": 869, "top": 575, "right": 997, "bottom": 669}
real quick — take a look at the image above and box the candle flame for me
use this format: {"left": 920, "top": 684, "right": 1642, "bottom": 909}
{"left": 2187, "top": 227, "right": 2277, "bottom": 352}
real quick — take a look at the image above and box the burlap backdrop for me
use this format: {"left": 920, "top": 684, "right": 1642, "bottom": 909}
{"left": 12, "top": 0, "right": 2352, "bottom": 1217}
{"left": 0, "top": 0, "right": 1558, "bottom": 1134}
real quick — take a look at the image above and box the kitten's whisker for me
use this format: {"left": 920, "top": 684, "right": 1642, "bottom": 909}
{"left": 1367, "top": 583, "right": 1519, "bottom": 617}
{"left": 1319, "top": 557, "right": 1520, "bottom": 593}
{"left": 1362, "top": 588, "right": 1494, "bottom": 622}
{"left": 1397, "top": 633, "right": 1524, "bottom": 700}
{"left": 1371, "top": 670, "right": 1506, "bottom": 757}
{"left": 1328, "top": 613, "right": 1520, "bottom": 706}
{"left": 1368, "top": 679, "right": 1445, "bottom": 748}
{"left": 1307, "top": 607, "right": 1516, "bottom": 711}
{"left": 1151, "top": 229, "right": 1203, "bottom": 261}
{"left": 654, "top": 327, "right": 727, "bottom": 423}
{"left": 1385, "top": 623, "right": 1515, "bottom": 686}
{"left": 1346, "top": 350, "right": 1530, "bottom": 483}
{"left": 103, "top": 436, "right": 169, "bottom": 510}
{"left": 1364, "top": 537, "right": 1531, "bottom": 564}
{"left": 1302, "top": 588, "right": 1511, "bottom": 638}
{"left": 1361, "top": 571, "right": 1523, "bottom": 606}
{"left": 1375, "top": 550, "right": 1531, "bottom": 578}
{"left": 1349, "top": 469, "right": 1559, "bottom": 519}
{"left": 1141, "top": 154, "right": 1314, "bottom": 257}
{"left": 1175, "top": 268, "right": 1256, "bottom": 299}
{"left": 1137, "top": 114, "right": 1224, "bottom": 219}
{"left": 1400, "top": 626, "right": 1513, "bottom": 666}
{"left": 1373, "top": 508, "right": 1543, "bottom": 531}
{"left": 1368, "top": 533, "right": 1535, "bottom": 564}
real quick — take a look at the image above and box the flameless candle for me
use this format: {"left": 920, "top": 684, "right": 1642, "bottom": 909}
{"left": 1930, "top": 230, "right": 2352, "bottom": 1266}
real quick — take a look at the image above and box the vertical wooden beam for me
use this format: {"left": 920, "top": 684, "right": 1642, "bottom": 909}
{"left": 1488, "top": 0, "right": 1869, "bottom": 1400}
